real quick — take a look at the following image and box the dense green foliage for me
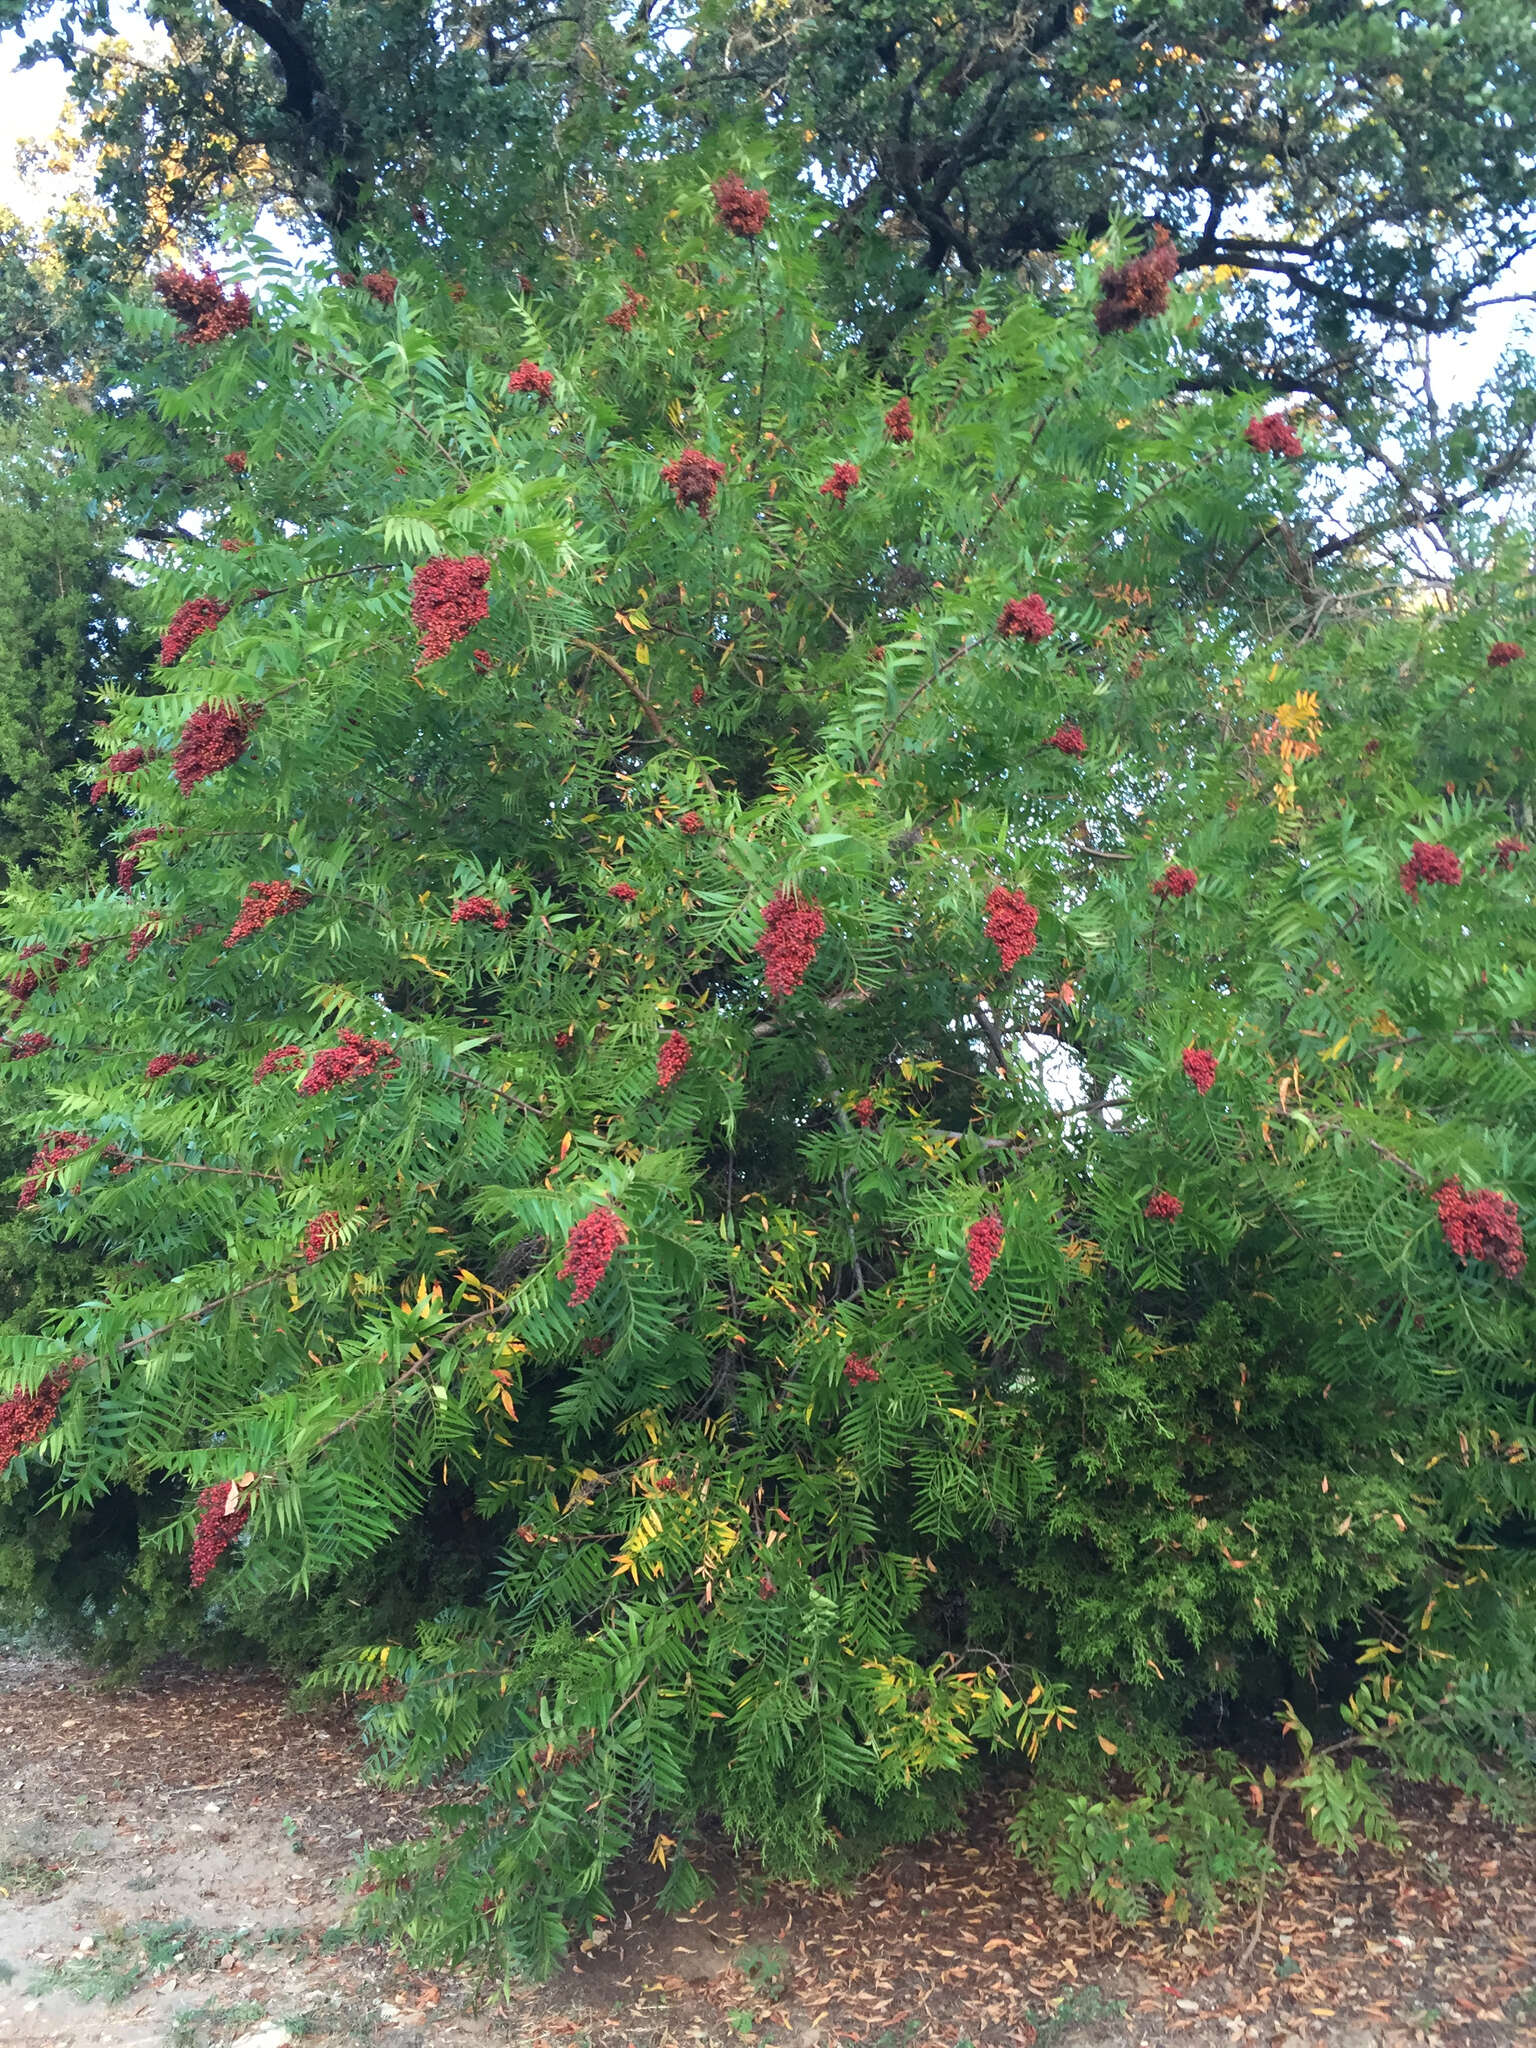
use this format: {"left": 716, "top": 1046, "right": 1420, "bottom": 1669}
{"left": 0, "top": 159, "right": 1533, "bottom": 1970}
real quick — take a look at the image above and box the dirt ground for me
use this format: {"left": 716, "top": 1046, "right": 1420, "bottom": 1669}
{"left": 1, "top": 1652, "right": 1532, "bottom": 2048}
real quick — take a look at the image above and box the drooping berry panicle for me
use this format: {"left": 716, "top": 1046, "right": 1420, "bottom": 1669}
{"left": 755, "top": 890, "right": 825, "bottom": 1001}
{"left": 160, "top": 597, "right": 228, "bottom": 667}
{"left": 90, "top": 746, "right": 149, "bottom": 804}
{"left": 559, "top": 1206, "right": 628, "bottom": 1306}
{"left": 1488, "top": 641, "right": 1525, "bottom": 667}
{"left": 190, "top": 1480, "right": 251, "bottom": 1586}
{"left": 1095, "top": 227, "right": 1178, "bottom": 335}
{"left": 224, "top": 880, "right": 311, "bottom": 948}
{"left": 884, "top": 396, "right": 914, "bottom": 444}
{"left": 6, "top": 1032, "right": 54, "bottom": 1061}
{"left": 712, "top": 173, "right": 771, "bottom": 238}
{"left": 127, "top": 924, "right": 157, "bottom": 964}
{"left": 152, "top": 267, "right": 252, "bottom": 345}
{"left": 661, "top": 449, "right": 725, "bottom": 518}
{"left": 984, "top": 886, "right": 1039, "bottom": 971}
{"left": 253, "top": 1044, "right": 305, "bottom": 1084}
{"left": 172, "top": 701, "right": 263, "bottom": 792}
{"left": 1434, "top": 1178, "right": 1525, "bottom": 1281}
{"left": 1151, "top": 864, "right": 1198, "bottom": 900}
{"left": 117, "top": 829, "right": 162, "bottom": 890}
{"left": 969, "top": 308, "right": 994, "bottom": 337}
{"left": 1245, "top": 414, "right": 1304, "bottom": 459}
{"left": 450, "top": 895, "right": 510, "bottom": 929}
{"left": 1495, "top": 837, "right": 1529, "bottom": 870}
{"left": 301, "top": 1211, "right": 343, "bottom": 1264}
{"left": 967, "top": 1212, "right": 1004, "bottom": 1290}
{"left": 1399, "top": 840, "right": 1462, "bottom": 902}
{"left": 297, "top": 1029, "right": 399, "bottom": 1096}
{"left": 0, "top": 1366, "right": 73, "bottom": 1476}
{"left": 362, "top": 271, "right": 398, "bottom": 306}
{"left": 819, "top": 462, "right": 860, "bottom": 506}
{"left": 145, "top": 1052, "right": 206, "bottom": 1080}
{"left": 678, "top": 811, "right": 703, "bottom": 835}
{"left": 853, "top": 1095, "right": 876, "bottom": 1127}
{"left": 1045, "top": 721, "right": 1086, "bottom": 756}
{"left": 1182, "top": 1046, "right": 1217, "bottom": 1095}
{"left": 507, "top": 359, "right": 554, "bottom": 402}
{"left": 606, "top": 284, "right": 646, "bottom": 332}
{"left": 997, "top": 595, "right": 1055, "bottom": 642}
{"left": 843, "top": 1354, "right": 881, "bottom": 1385}
{"left": 1144, "top": 1190, "right": 1183, "bottom": 1220}
{"left": 224, "top": 449, "right": 247, "bottom": 472}
{"left": 411, "top": 556, "right": 492, "bottom": 664}
{"left": 657, "top": 1030, "right": 691, "bottom": 1089}
{"left": 608, "top": 881, "right": 638, "bottom": 904}
{"left": 18, "top": 1130, "right": 97, "bottom": 1209}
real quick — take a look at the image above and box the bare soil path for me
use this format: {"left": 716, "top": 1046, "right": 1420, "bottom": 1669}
{"left": 1, "top": 1653, "right": 1532, "bottom": 2048}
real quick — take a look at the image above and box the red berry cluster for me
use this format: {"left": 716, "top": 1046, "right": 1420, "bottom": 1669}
{"left": 678, "top": 811, "right": 703, "bottom": 835}
{"left": 1434, "top": 1177, "right": 1525, "bottom": 1281}
{"left": 253, "top": 1044, "right": 305, "bottom": 1083}
{"left": 559, "top": 1206, "right": 628, "bottom": 1305}
{"left": 884, "top": 396, "right": 914, "bottom": 444}
{"left": 819, "top": 462, "right": 860, "bottom": 506}
{"left": 691, "top": 684, "right": 706, "bottom": 706}
{"left": 507, "top": 359, "right": 554, "bottom": 403}
{"left": 6, "top": 1032, "right": 54, "bottom": 1061}
{"left": 712, "top": 173, "right": 771, "bottom": 238}
{"left": 1488, "top": 642, "right": 1525, "bottom": 667}
{"left": 410, "top": 555, "right": 492, "bottom": 664}
{"left": 224, "top": 881, "right": 310, "bottom": 948}
{"left": 301, "top": 1211, "right": 343, "bottom": 1264}
{"left": 984, "top": 886, "right": 1039, "bottom": 971}
{"left": 1144, "top": 1190, "right": 1183, "bottom": 1220}
{"left": 152, "top": 267, "right": 252, "bottom": 345}
{"left": 997, "top": 595, "right": 1055, "bottom": 642}
{"left": 172, "top": 700, "right": 263, "bottom": 792}
{"left": 756, "top": 890, "right": 825, "bottom": 1000}
{"left": 450, "top": 895, "right": 510, "bottom": 929}
{"left": 1151, "top": 864, "right": 1198, "bottom": 899}
{"left": 969, "top": 308, "right": 994, "bottom": 337}
{"left": 145, "top": 1051, "right": 205, "bottom": 1080}
{"left": 362, "top": 271, "right": 398, "bottom": 306}
{"left": 127, "top": 924, "right": 157, "bottom": 963}
{"left": 160, "top": 597, "right": 229, "bottom": 667}
{"left": 1400, "top": 840, "right": 1462, "bottom": 902}
{"left": 967, "top": 1212, "right": 1004, "bottom": 1290}
{"left": 853, "top": 1095, "right": 876, "bottom": 1127}
{"left": 1046, "top": 721, "right": 1086, "bottom": 755}
{"left": 661, "top": 449, "right": 726, "bottom": 518}
{"left": 190, "top": 1481, "right": 250, "bottom": 1587}
{"left": 225, "top": 450, "right": 247, "bottom": 473}
{"left": 1495, "top": 836, "right": 1529, "bottom": 870}
{"left": 1094, "top": 228, "right": 1178, "bottom": 335}
{"left": 472, "top": 649, "right": 494, "bottom": 673}
{"left": 843, "top": 1355, "right": 880, "bottom": 1385}
{"left": 1182, "top": 1046, "right": 1217, "bottom": 1095}
{"left": 1245, "top": 414, "right": 1304, "bottom": 459}
{"left": 90, "top": 746, "right": 149, "bottom": 803}
{"left": 117, "top": 827, "right": 162, "bottom": 890}
{"left": 297, "top": 1028, "right": 399, "bottom": 1096}
{"left": 657, "top": 1029, "right": 691, "bottom": 1089}
{"left": 608, "top": 881, "right": 638, "bottom": 904}
{"left": 606, "top": 284, "right": 646, "bottom": 332}
{"left": 0, "top": 1367, "right": 72, "bottom": 1476}
{"left": 18, "top": 1130, "right": 96, "bottom": 1209}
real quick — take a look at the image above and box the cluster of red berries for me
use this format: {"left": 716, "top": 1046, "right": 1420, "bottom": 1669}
{"left": 301, "top": 1211, "right": 343, "bottom": 1264}
{"left": 1488, "top": 642, "right": 1525, "bottom": 667}
{"left": 1245, "top": 414, "right": 1304, "bottom": 459}
{"left": 152, "top": 267, "right": 252, "bottom": 345}
{"left": 843, "top": 1355, "right": 880, "bottom": 1385}
{"left": 297, "top": 1028, "right": 399, "bottom": 1096}
{"left": 1144, "top": 1191, "right": 1183, "bottom": 1220}
{"left": 0, "top": 1366, "right": 72, "bottom": 1476}
{"left": 1400, "top": 840, "right": 1462, "bottom": 902}
{"left": 507, "top": 359, "right": 554, "bottom": 403}
{"left": 252, "top": 1044, "right": 305, "bottom": 1084}
{"left": 756, "top": 890, "right": 825, "bottom": 1000}
{"left": 1495, "top": 837, "right": 1529, "bottom": 869}
{"left": 608, "top": 881, "right": 638, "bottom": 904}
{"left": 18, "top": 1130, "right": 96, "bottom": 1209}
{"left": 713, "top": 173, "right": 771, "bottom": 238}
{"left": 1095, "top": 228, "right": 1178, "bottom": 335}
{"left": 884, "top": 396, "right": 914, "bottom": 444}
{"left": 225, "top": 450, "right": 247, "bottom": 473}
{"left": 117, "top": 828, "right": 162, "bottom": 890}
{"left": 661, "top": 449, "right": 726, "bottom": 517}
{"left": 657, "top": 1030, "right": 691, "bottom": 1089}
{"left": 969, "top": 308, "right": 994, "bottom": 337}
{"left": 160, "top": 597, "right": 228, "bottom": 667}
{"left": 967, "top": 1213, "right": 1004, "bottom": 1289}
{"left": 984, "top": 886, "right": 1039, "bottom": 971}
{"left": 145, "top": 1051, "right": 205, "bottom": 1080}
{"left": 127, "top": 924, "right": 157, "bottom": 963}
{"left": 997, "top": 595, "right": 1055, "bottom": 642}
{"left": 1152, "top": 864, "right": 1198, "bottom": 899}
{"left": 471, "top": 649, "right": 495, "bottom": 673}
{"left": 172, "top": 700, "right": 263, "bottom": 792}
{"left": 224, "top": 880, "right": 310, "bottom": 948}
{"left": 559, "top": 1206, "right": 628, "bottom": 1305}
{"left": 1434, "top": 1177, "right": 1524, "bottom": 1280}
{"left": 411, "top": 555, "right": 492, "bottom": 664}
{"left": 853, "top": 1095, "right": 876, "bottom": 1127}
{"left": 606, "top": 284, "right": 645, "bottom": 332}
{"left": 819, "top": 462, "right": 860, "bottom": 506}
{"left": 91, "top": 746, "right": 150, "bottom": 803}
{"left": 190, "top": 1480, "right": 250, "bottom": 1587}
{"left": 691, "top": 684, "right": 706, "bottom": 706}
{"left": 6, "top": 1032, "right": 54, "bottom": 1061}
{"left": 678, "top": 811, "right": 703, "bottom": 835}
{"left": 1046, "top": 721, "right": 1086, "bottom": 756}
{"left": 450, "top": 895, "right": 510, "bottom": 929}
{"left": 1182, "top": 1046, "right": 1217, "bottom": 1095}
{"left": 362, "top": 272, "right": 398, "bottom": 306}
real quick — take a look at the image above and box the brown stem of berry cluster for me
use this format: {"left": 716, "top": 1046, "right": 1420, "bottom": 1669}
{"left": 864, "top": 639, "right": 971, "bottom": 771}
{"left": 569, "top": 638, "right": 720, "bottom": 797}
{"left": 125, "top": 1154, "right": 284, "bottom": 1185}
